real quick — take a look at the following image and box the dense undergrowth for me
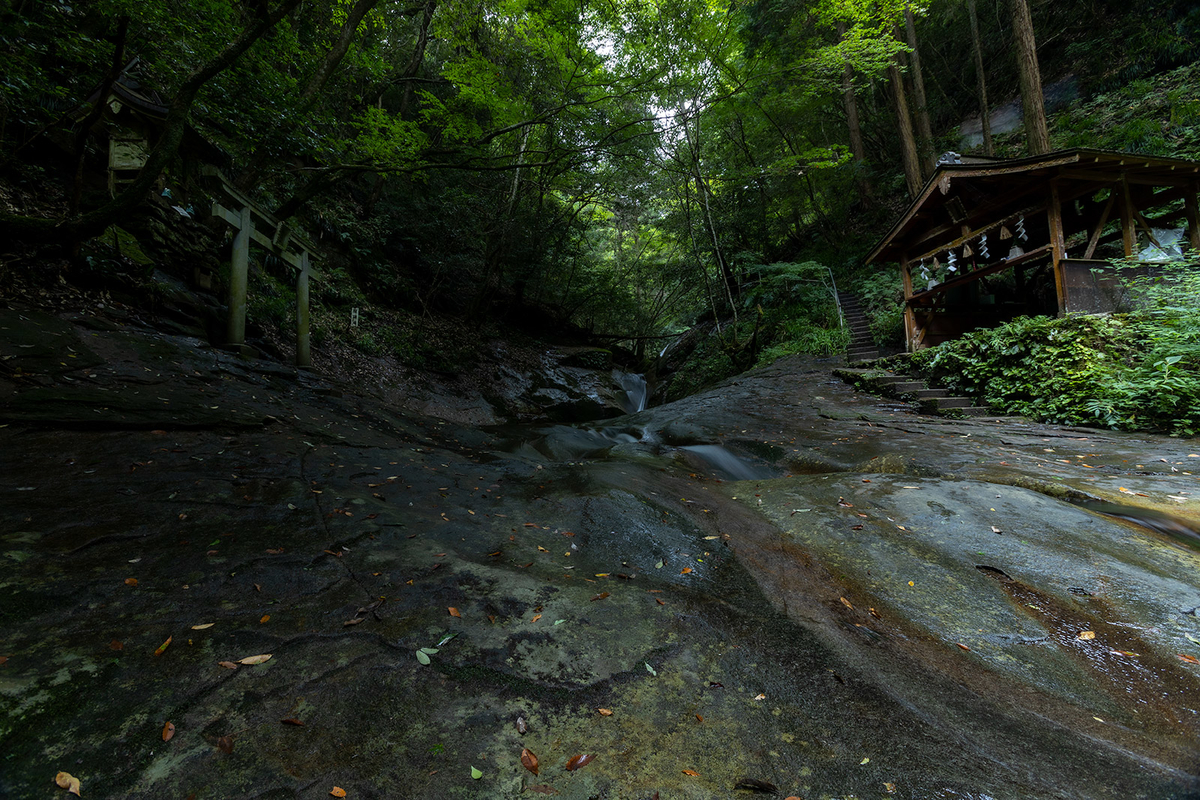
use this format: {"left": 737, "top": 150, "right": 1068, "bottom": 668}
{"left": 902, "top": 261, "right": 1200, "bottom": 435}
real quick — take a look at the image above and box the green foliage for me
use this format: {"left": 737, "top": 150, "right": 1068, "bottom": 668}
{"left": 908, "top": 292, "right": 1200, "bottom": 435}
{"left": 851, "top": 267, "right": 904, "bottom": 347}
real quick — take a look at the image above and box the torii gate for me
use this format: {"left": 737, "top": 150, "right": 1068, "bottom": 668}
{"left": 203, "top": 168, "right": 319, "bottom": 367}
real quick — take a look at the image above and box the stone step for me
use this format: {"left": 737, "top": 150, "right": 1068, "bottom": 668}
{"left": 891, "top": 381, "right": 925, "bottom": 393}
{"left": 914, "top": 388, "right": 948, "bottom": 399}
{"left": 871, "top": 374, "right": 909, "bottom": 385}
{"left": 847, "top": 350, "right": 880, "bottom": 361}
{"left": 958, "top": 407, "right": 995, "bottom": 417}
{"left": 921, "top": 396, "right": 973, "bottom": 410}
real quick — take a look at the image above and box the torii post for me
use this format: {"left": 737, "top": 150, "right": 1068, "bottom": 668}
{"left": 207, "top": 170, "right": 318, "bottom": 367}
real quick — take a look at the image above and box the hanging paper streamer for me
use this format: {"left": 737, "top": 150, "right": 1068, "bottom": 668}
{"left": 1015, "top": 215, "right": 1027, "bottom": 241}
{"left": 980, "top": 234, "right": 989, "bottom": 260}
{"left": 946, "top": 250, "right": 957, "bottom": 272}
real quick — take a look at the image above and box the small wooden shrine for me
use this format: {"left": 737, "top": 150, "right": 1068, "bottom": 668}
{"left": 864, "top": 148, "right": 1200, "bottom": 351}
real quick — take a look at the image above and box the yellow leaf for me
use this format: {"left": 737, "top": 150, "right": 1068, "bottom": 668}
{"left": 259, "top": 615, "right": 270, "bottom": 624}
{"left": 162, "top": 721, "right": 175, "bottom": 741}
{"left": 330, "top": 787, "right": 347, "bottom": 798}
{"left": 682, "top": 769, "right": 700, "bottom": 776}
{"left": 238, "top": 654, "right": 272, "bottom": 665}
{"left": 531, "top": 614, "right": 542, "bottom": 623}
{"left": 191, "top": 623, "right": 215, "bottom": 630}
{"left": 55, "top": 771, "right": 81, "bottom": 796}
{"left": 597, "top": 708, "right": 613, "bottom": 716}
{"left": 839, "top": 597, "right": 854, "bottom": 610}
{"left": 448, "top": 607, "right": 461, "bottom": 618}
{"left": 1077, "top": 630, "right": 1095, "bottom": 640}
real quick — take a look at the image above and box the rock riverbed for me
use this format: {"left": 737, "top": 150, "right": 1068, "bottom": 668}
{"left": 2, "top": 302, "right": 1199, "bottom": 799}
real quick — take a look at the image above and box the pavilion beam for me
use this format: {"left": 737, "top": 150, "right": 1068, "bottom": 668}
{"left": 900, "top": 253, "right": 918, "bottom": 352}
{"left": 1047, "top": 181, "right": 1068, "bottom": 314}
{"left": 1083, "top": 191, "right": 1115, "bottom": 259}
{"left": 1119, "top": 178, "right": 1137, "bottom": 258}
{"left": 1185, "top": 184, "right": 1200, "bottom": 254}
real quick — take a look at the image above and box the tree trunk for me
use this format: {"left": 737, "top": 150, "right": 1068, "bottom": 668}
{"left": 1010, "top": 0, "right": 1050, "bottom": 155}
{"left": 0, "top": 0, "right": 303, "bottom": 244}
{"left": 889, "top": 43, "right": 923, "bottom": 199}
{"left": 966, "top": 0, "right": 993, "bottom": 156}
{"left": 903, "top": 5, "right": 935, "bottom": 173}
{"left": 837, "top": 20, "right": 871, "bottom": 200}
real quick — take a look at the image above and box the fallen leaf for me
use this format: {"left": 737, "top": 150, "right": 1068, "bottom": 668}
{"left": 191, "top": 623, "right": 215, "bottom": 630}
{"left": 55, "top": 771, "right": 81, "bottom": 796}
{"left": 330, "top": 787, "right": 347, "bottom": 797}
{"left": 753, "top": 693, "right": 766, "bottom": 701}
{"left": 343, "top": 617, "right": 364, "bottom": 626}
{"left": 655, "top": 598, "right": 665, "bottom": 606}
{"left": 265, "top": 548, "right": 284, "bottom": 554}
{"left": 565, "top": 753, "right": 595, "bottom": 771}
{"left": 537, "top": 545, "right": 549, "bottom": 552}
{"left": 281, "top": 717, "right": 304, "bottom": 726}
{"left": 597, "top": 708, "right": 613, "bottom": 716}
{"left": 154, "top": 636, "right": 173, "bottom": 656}
{"left": 416, "top": 650, "right": 431, "bottom": 665}
{"left": 216, "top": 735, "right": 233, "bottom": 754}
{"left": 124, "top": 578, "right": 138, "bottom": 587}
{"left": 1078, "top": 630, "right": 1096, "bottom": 640}
{"left": 645, "top": 662, "right": 657, "bottom": 676}
{"left": 884, "top": 782, "right": 897, "bottom": 794}
{"left": 516, "top": 716, "right": 529, "bottom": 735}
{"left": 1177, "top": 654, "right": 1199, "bottom": 665}
{"left": 860, "top": 757, "right": 870, "bottom": 764}
{"left": 680, "top": 567, "right": 693, "bottom": 575}
{"left": 217, "top": 661, "right": 239, "bottom": 669}
{"left": 524, "top": 523, "right": 539, "bottom": 528}
{"left": 590, "top": 592, "right": 610, "bottom": 601}
{"left": 448, "top": 607, "right": 461, "bottom": 618}
{"left": 162, "top": 721, "right": 175, "bottom": 741}
{"left": 682, "top": 768, "right": 700, "bottom": 776}
{"left": 471, "top": 766, "right": 483, "bottom": 779}
{"left": 531, "top": 614, "right": 542, "bottom": 623}
{"left": 528, "top": 785, "right": 558, "bottom": 795}
{"left": 420, "top": 647, "right": 439, "bottom": 654}
{"left": 237, "top": 654, "right": 272, "bottom": 665}
{"left": 840, "top": 597, "right": 854, "bottom": 610}
{"left": 521, "top": 747, "right": 540, "bottom": 775}
{"left": 109, "top": 640, "right": 124, "bottom": 651}
{"left": 956, "top": 642, "right": 971, "bottom": 651}
{"left": 869, "top": 607, "right": 882, "bottom": 620}
{"left": 259, "top": 615, "right": 270, "bottom": 624}
{"left": 695, "top": 714, "right": 703, "bottom": 722}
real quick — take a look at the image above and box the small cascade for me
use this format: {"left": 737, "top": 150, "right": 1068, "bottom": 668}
{"left": 614, "top": 370, "right": 648, "bottom": 414}
{"left": 680, "top": 444, "right": 776, "bottom": 481}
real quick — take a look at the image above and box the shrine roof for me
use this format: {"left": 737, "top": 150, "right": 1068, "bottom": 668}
{"left": 865, "top": 148, "right": 1200, "bottom": 265}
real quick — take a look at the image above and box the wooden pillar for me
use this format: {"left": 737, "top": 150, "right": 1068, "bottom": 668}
{"left": 1185, "top": 184, "right": 1200, "bottom": 254}
{"left": 227, "top": 204, "right": 252, "bottom": 345}
{"left": 900, "top": 256, "right": 917, "bottom": 352}
{"left": 296, "top": 251, "right": 311, "bottom": 368}
{"left": 1119, "top": 177, "right": 1137, "bottom": 258}
{"left": 1047, "top": 181, "right": 1068, "bottom": 314}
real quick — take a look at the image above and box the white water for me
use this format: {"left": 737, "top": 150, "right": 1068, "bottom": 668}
{"left": 614, "top": 371, "right": 648, "bottom": 414}
{"left": 681, "top": 444, "right": 775, "bottom": 481}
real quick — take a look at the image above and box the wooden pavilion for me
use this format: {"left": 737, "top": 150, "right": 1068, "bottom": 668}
{"left": 864, "top": 148, "right": 1200, "bottom": 351}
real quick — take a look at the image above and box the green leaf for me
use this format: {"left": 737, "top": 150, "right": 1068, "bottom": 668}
{"left": 420, "top": 647, "right": 439, "bottom": 654}
{"left": 436, "top": 632, "right": 459, "bottom": 646}
{"left": 470, "top": 766, "right": 483, "bottom": 779}
{"left": 645, "top": 662, "right": 657, "bottom": 676}
{"left": 416, "top": 650, "right": 431, "bottom": 665}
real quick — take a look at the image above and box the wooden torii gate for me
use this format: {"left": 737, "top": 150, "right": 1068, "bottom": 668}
{"left": 202, "top": 167, "right": 320, "bottom": 367}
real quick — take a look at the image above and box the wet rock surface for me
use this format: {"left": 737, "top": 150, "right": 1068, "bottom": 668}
{"left": 2, "top": 302, "right": 1199, "bottom": 799}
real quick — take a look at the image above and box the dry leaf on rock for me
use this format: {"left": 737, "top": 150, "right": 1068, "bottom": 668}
{"left": 564, "top": 753, "right": 595, "bottom": 771}
{"left": 162, "top": 721, "right": 175, "bottom": 741}
{"left": 1077, "top": 631, "right": 1096, "bottom": 640}
{"left": 55, "top": 771, "right": 82, "bottom": 795}
{"left": 217, "top": 661, "right": 239, "bottom": 669}
{"left": 448, "top": 607, "right": 461, "bottom": 618}
{"left": 330, "top": 787, "right": 347, "bottom": 797}
{"left": 281, "top": 717, "right": 304, "bottom": 726}
{"left": 343, "top": 618, "right": 364, "bottom": 626}
{"left": 154, "top": 636, "right": 172, "bottom": 656}
{"left": 124, "top": 578, "right": 138, "bottom": 587}
{"left": 216, "top": 735, "right": 233, "bottom": 754}
{"left": 521, "top": 748, "right": 540, "bottom": 775}
{"left": 238, "top": 654, "right": 272, "bottom": 665}
{"left": 597, "top": 708, "right": 613, "bottom": 716}
{"left": 682, "top": 769, "right": 700, "bottom": 776}
{"left": 190, "top": 623, "right": 214, "bottom": 630}
{"left": 590, "top": 592, "right": 609, "bottom": 601}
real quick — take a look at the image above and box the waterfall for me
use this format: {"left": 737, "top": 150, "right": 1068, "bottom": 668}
{"left": 614, "top": 371, "right": 648, "bottom": 414}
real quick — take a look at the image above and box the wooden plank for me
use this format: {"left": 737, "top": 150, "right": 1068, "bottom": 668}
{"left": 1119, "top": 178, "right": 1136, "bottom": 258}
{"left": 909, "top": 244, "right": 1053, "bottom": 302}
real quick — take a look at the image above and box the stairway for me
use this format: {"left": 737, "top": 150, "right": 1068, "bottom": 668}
{"left": 838, "top": 292, "right": 879, "bottom": 363}
{"left": 834, "top": 367, "right": 996, "bottom": 417}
